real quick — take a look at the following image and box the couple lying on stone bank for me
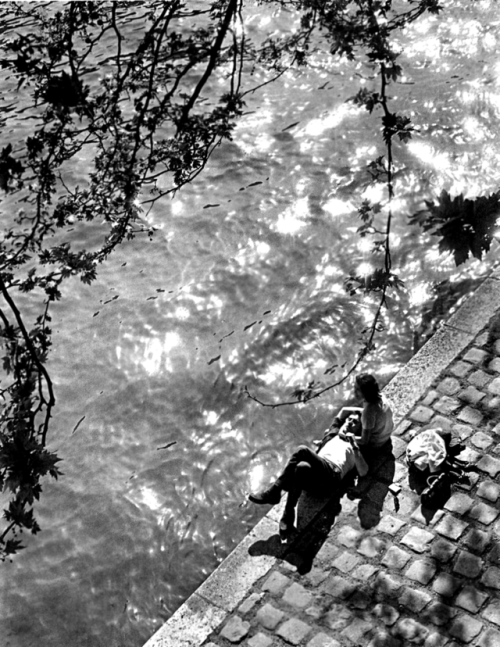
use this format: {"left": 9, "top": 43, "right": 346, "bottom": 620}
{"left": 248, "top": 373, "right": 394, "bottom": 534}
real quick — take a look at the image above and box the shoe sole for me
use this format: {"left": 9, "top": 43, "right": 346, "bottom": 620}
{"left": 248, "top": 495, "right": 280, "bottom": 505}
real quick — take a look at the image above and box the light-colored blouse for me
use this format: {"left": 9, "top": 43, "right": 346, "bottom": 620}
{"left": 360, "top": 396, "right": 394, "bottom": 447}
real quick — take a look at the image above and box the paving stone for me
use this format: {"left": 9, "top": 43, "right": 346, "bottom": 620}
{"left": 483, "top": 600, "right": 500, "bottom": 626}
{"left": 340, "top": 617, "right": 373, "bottom": 643}
{"left": 436, "top": 514, "right": 468, "bottom": 540}
{"left": 357, "top": 536, "right": 386, "bottom": 558}
{"left": 457, "top": 406, "right": 484, "bottom": 426}
{"left": 392, "top": 617, "right": 429, "bottom": 643}
{"left": 488, "top": 377, "right": 500, "bottom": 396}
{"left": 463, "top": 528, "right": 491, "bottom": 553}
{"left": 405, "top": 558, "right": 438, "bottom": 585}
{"left": 305, "top": 567, "right": 329, "bottom": 587}
{"left": 450, "top": 361, "right": 473, "bottom": 377}
{"left": 424, "top": 631, "right": 449, "bottom": 647}
{"left": 410, "top": 405, "right": 435, "bottom": 423}
{"left": 478, "top": 481, "right": 500, "bottom": 502}
{"left": 463, "top": 348, "right": 489, "bottom": 364}
{"left": 276, "top": 618, "right": 312, "bottom": 645}
{"left": 432, "top": 573, "right": 461, "bottom": 597}
{"left": 477, "top": 628, "right": 500, "bottom": 647}
{"left": 455, "top": 585, "right": 489, "bottom": 613}
{"left": 434, "top": 396, "right": 461, "bottom": 416}
{"left": 390, "top": 436, "right": 408, "bottom": 459}
{"left": 349, "top": 588, "right": 372, "bottom": 609}
{"left": 374, "top": 572, "right": 403, "bottom": 599}
{"left": 452, "top": 423, "right": 474, "bottom": 440}
{"left": 460, "top": 386, "right": 486, "bottom": 406}
{"left": 393, "top": 461, "right": 408, "bottom": 483}
{"left": 400, "top": 586, "right": 433, "bottom": 612}
{"left": 373, "top": 603, "right": 400, "bottom": 626}
{"left": 485, "top": 397, "right": 500, "bottom": 414}
{"left": 324, "top": 603, "right": 353, "bottom": 631}
{"left": 368, "top": 630, "right": 402, "bottom": 647}
{"left": 238, "top": 592, "right": 262, "bottom": 615}
{"left": 422, "top": 390, "right": 439, "bottom": 407}
{"left": 488, "top": 543, "right": 500, "bottom": 564}
{"left": 305, "top": 605, "right": 323, "bottom": 620}
{"left": 315, "top": 542, "right": 338, "bottom": 565}
{"left": 401, "top": 526, "right": 435, "bottom": 553}
{"left": 476, "top": 456, "right": 500, "bottom": 478}
{"left": 489, "top": 358, "right": 500, "bottom": 373}
{"left": 453, "top": 550, "right": 483, "bottom": 578}
{"left": 220, "top": 616, "right": 251, "bottom": 642}
{"left": 262, "top": 572, "right": 291, "bottom": 594}
{"left": 283, "top": 583, "right": 314, "bottom": 609}
{"left": 438, "top": 377, "right": 461, "bottom": 395}
{"left": 321, "top": 575, "right": 356, "bottom": 600}
{"left": 382, "top": 546, "right": 412, "bottom": 569}
{"left": 394, "top": 420, "right": 412, "bottom": 436}
{"left": 336, "top": 525, "right": 363, "bottom": 549}
{"left": 306, "top": 632, "right": 341, "bottom": 647}
{"left": 444, "top": 492, "right": 474, "bottom": 515}
{"left": 469, "top": 369, "right": 491, "bottom": 388}
{"left": 431, "top": 537, "right": 458, "bottom": 562}
{"left": 459, "top": 446, "right": 482, "bottom": 464}
{"left": 410, "top": 507, "right": 444, "bottom": 528}
{"left": 388, "top": 491, "right": 420, "bottom": 517}
{"left": 423, "top": 601, "right": 457, "bottom": 626}
{"left": 471, "top": 431, "right": 494, "bottom": 450}
{"left": 482, "top": 566, "right": 500, "bottom": 590}
{"left": 255, "top": 603, "right": 285, "bottom": 630}
{"left": 352, "top": 563, "right": 379, "bottom": 581}
{"left": 331, "top": 550, "right": 361, "bottom": 574}
{"left": 449, "top": 614, "right": 484, "bottom": 643}
{"left": 248, "top": 633, "right": 273, "bottom": 647}
{"left": 461, "top": 471, "right": 480, "bottom": 490}
{"left": 469, "top": 501, "right": 500, "bottom": 525}
{"left": 476, "top": 331, "right": 490, "bottom": 346}
{"left": 430, "top": 415, "right": 453, "bottom": 431}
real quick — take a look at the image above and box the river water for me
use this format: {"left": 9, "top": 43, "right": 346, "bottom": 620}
{"left": 1, "top": 2, "right": 500, "bottom": 646}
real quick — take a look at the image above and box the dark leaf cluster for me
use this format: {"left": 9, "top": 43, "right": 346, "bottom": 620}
{"left": 411, "top": 190, "right": 500, "bottom": 266}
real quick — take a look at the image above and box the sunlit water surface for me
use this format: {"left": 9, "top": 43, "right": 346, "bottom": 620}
{"left": 1, "top": 1, "right": 500, "bottom": 646}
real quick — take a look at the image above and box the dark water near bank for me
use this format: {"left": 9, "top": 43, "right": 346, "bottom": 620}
{"left": 1, "top": 1, "right": 500, "bottom": 646}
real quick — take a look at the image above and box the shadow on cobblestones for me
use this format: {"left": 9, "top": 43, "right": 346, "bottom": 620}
{"left": 248, "top": 448, "right": 397, "bottom": 575}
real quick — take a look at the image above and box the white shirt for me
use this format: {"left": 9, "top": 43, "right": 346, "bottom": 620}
{"left": 318, "top": 435, "right": 356, "bottom": 479}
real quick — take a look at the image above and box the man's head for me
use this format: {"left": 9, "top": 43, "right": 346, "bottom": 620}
{"left": 355, "top": 373, "right": 381, "bottom": 404}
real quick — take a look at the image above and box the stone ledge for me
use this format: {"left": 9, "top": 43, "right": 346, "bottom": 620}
{"left": 142, "top": 592, "right": 227, "bottom": 647}
{"left": 383, "top": 324, "right": 473, "bottom": 426}
{"left": 445, "top": 277, "right": 500, "bottom": 335}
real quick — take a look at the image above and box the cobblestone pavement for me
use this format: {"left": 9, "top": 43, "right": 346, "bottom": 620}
{"left": 202, "top": 328, "right": 500, "bottom": 647}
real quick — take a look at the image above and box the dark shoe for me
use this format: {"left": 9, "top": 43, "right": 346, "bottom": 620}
{"left": 248, "top": 484, "right": 281, "bottom": 505}
{"left": 279, "top": 508, "right": 295, "bottom": 536}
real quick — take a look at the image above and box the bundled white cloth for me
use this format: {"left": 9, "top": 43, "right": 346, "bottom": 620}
{"left": 406, "top": 428, "right": 447, "bottom": 473}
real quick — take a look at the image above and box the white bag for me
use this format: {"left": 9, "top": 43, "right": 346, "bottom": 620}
{"left": 406, "top": 429, "right": 447, "bottom": 473}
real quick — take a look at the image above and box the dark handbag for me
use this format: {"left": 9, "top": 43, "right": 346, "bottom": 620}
{"left": 421, "top": 472, "right": 450, "bottom": 507}
{"left": 421, "top": 467, "right": 466, "bottom": 508}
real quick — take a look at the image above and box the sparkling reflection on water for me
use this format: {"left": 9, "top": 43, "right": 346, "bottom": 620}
{"left": 1, "top": 1, "right": 500, "bottom": 646}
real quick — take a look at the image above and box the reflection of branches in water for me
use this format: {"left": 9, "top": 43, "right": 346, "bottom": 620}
{"left": 0, "top": 0, "right": 301, "bottom": 558}
{"left": 245, "top": 19, "right": 407, "bottom": 407}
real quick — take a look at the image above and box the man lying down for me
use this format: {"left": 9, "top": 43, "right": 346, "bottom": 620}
{"left": 248, "top": 432, "right": 362, "bottom": 535}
